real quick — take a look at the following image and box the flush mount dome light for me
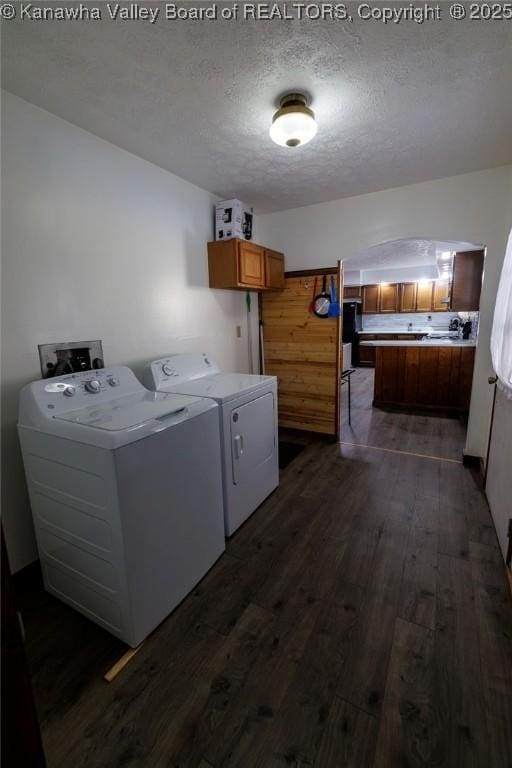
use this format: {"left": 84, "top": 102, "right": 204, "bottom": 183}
{"left": 269, "top": 93, "right": 317, "bottom": 148}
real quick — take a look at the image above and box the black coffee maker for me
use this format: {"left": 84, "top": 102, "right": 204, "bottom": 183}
{"left": 462, "top": 320, "right": 473, "bottom": 340}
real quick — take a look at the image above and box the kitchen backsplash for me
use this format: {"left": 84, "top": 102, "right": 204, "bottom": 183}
{"left": 363, "top": 312, "right": 474, "bottom": 331}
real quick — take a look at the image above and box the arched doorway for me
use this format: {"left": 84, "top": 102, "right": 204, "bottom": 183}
{"left": 340, "top": 237, "right": 484, "bottom": 462}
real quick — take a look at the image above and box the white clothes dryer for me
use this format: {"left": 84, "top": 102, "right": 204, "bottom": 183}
{"left": 143, "top": 354, "right": 279, "bottom": 536}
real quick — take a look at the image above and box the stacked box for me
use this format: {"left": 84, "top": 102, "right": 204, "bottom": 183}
{"left": 215, "top": 199, "right": 253, "bottom": 241}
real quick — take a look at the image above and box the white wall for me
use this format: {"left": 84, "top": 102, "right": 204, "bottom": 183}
{"left": 259, "top": 166, "right": 512, "bottom": 462}
{"left": 1, "top": 92, "right": 255, "bottom": 572}
{"left": 361, "top": 265, "right": 439, "bottom": 284}
{"left": 346, "top": 265, "right": 439, "bottom": 285}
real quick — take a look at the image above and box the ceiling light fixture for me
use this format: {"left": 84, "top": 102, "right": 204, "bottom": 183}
{"left": 269, "top": 92, "right": 317, "bottom": 148}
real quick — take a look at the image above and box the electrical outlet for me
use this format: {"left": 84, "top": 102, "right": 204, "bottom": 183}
{"left": 236, "top": 326, "right": 242, "bottom": 338}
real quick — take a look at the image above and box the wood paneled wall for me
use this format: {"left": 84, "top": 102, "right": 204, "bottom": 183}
{"left": 260, "top": 269, "right": 342, "bottom": 435}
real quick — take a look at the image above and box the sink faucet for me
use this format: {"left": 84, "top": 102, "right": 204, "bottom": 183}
{"left": 407, "top": 322, "right": 413, "bottom": 331}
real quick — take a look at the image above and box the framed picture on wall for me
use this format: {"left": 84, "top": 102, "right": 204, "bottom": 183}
{"left": 38, "top": 340, "right": 104, "bottom": 379}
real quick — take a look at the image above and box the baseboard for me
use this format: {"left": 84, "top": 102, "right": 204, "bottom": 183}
{"left": 373, "top": 401, "right": 466, "bottom": 418}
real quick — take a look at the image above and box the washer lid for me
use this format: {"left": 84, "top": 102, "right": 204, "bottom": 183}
{"left": 54, "top": 391, "right": 201, "bottom": 431}
{"left": 164, "top": 372, "right": 276, "bottom": 403}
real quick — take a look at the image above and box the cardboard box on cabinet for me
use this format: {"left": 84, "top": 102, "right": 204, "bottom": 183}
{"left": 215, "top": 199, "right": 253, "bottom": 241}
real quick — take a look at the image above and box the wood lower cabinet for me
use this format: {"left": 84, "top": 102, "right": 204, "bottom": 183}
{"left": 379, "top": 283, "right": 399, "bottom": 313}
{"left": 358, "top": 334, "right": 426, "bottom": 367}
{"left": 208, "top": 238, "right": 284, "bottom": 290}
{"left": 451, "top": 250, "right": 484, "bottom": 311}
{"left": 358, "top": 345, "right": 376, "bottom": 367}
{"left": 264, "top": 248, "right": 285, "bottom": 289}
{"left": 362, "top": 284, "right": 380, "bottom": 314}
{"left": 400, "top": 283, "right": 417, "bottom": 313}
{"left": 373, "top": 345, "right": 475, "bottom": 412}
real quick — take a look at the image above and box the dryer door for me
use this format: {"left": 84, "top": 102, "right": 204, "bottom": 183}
{"left": 230, "top": 393, "right": 275, "bottom": 486}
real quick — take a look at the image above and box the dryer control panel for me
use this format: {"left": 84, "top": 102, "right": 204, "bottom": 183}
{"left": 144, "top": 353, "right": 221, "bottom": 391}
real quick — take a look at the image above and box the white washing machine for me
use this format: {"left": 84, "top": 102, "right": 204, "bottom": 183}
{"left": 18, "top": 366, "right": 225, "bottom": 647}
{"left": 143, "top": 354, "right": 279, "bottom": 536}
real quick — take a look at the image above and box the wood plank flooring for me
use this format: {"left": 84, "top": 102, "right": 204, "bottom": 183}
{"left": 19, "top": 417, "right": 512, "bottom": 766}
{"left": 341, "top": 367, "right": 467, "bottom": 461}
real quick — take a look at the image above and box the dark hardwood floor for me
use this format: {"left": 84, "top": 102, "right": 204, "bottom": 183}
{"left": 19, "top": 409, "right": 512, "bottom": 767}
{"left": 341, "top": 367, "right": 467, "bottom": 461}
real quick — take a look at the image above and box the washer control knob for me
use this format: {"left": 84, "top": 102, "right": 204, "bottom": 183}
{"left": 162, "top": 363, "right": 174, "bottom": 376}
{"left": 85, "top": 379, "right": 101, "bottom": 394}
{"left": 108, "top": 377, "right": 120, "bottom": 387}
{"left": 63, "top": 385, "right": 76, "bottom": 397}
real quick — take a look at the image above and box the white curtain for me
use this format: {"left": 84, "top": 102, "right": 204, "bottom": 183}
{"left": 491, "top": 227, "right": 512, "bottom": 398}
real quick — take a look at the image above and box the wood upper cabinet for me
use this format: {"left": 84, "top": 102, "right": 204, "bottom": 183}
{"left": 379, "top": 283, "right": 399, "bottom": 313}
{"left": 344, "top": 286, "right": 361, "bottom": 299}
{"left": 400, "top": 282, "right": 417, "bottom": 313}
{"left": 416, "top": 281, "right": 434, "bottom": 312}
{"left": 432, "top": 279, "right": 451, "bottom": 312}
{"left": 208, "top": 238, "right": 284, "bottom": 290}
{"left": 362, "top": 284, "right": 380, "bottom": 314}
{"left": 264, "top": 248, "right": 285, "bottom": 289}
{"left": 238, "top": 241, "right": 265, "bottom": 287}
{"left": 359, "top": 277, "right": 461, "bottom": 314}
{"left": 450, "top": 250, "right": 484, "bottom": 311}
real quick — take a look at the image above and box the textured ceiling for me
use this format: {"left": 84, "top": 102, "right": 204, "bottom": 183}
{"left": 345, "top": 238, "right": 480, "bottom": 270}
{"left": 2, "top": 8, "right": 512, "bottom": 212}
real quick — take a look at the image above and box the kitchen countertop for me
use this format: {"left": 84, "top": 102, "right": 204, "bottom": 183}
{"left": 360, "top": 329, "right": 429, "bottom": 335}
{"left": 360, "top": 339, "right": 476, "bottom": 347}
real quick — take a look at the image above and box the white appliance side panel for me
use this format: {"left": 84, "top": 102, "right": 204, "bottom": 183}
{"left": 114, "top": 406, "right": 225, "bottom": 646}
{"left": 485, "top": 386, "right": 512, "bottom": 562}
{"left": 221, "top": 386, "right": 279, "bottom": 536}
{"left": 45, "top": 563, "right": 123, "bottom": 630}
{"left": 18, "top": 428, "right": 133, "bottom": 641}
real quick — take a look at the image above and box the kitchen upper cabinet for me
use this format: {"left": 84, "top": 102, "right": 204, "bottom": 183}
{"left": 400, "top": 282, "right": 417, "bottom": 313}
{"left": 208, "top": 238, "right": 284, "bottom": 291}
{"left": 432, "top": 279, "right": 451, "bottom": 312}
{"left": 379, "top": 283, "right": 399, "bottom": 313}
{"left": 264, "top": 248, "right": 285, "bottom": 289}
{"left": 416, "top": 281, "right": 434, "bottom": 312}
{"left": 362, "top": 284, "right": 380, "bottom": 314}
{"left": 450, "top": 250, "right": 484, "bottom": 311}
{"left": 238, "top": 241, "right": 265, "bottom": 287}
{"left": 344, "top": 286, "right": 362, "bottom": 299}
